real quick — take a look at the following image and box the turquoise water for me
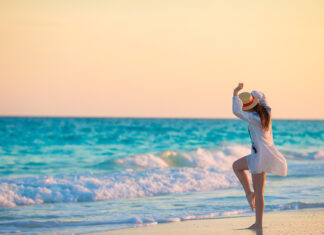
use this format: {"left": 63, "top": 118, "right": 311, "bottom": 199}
{"left": 0, "top": 117, "right": 323, "bottom": 234}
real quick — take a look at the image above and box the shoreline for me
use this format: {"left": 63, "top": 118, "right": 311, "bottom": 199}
{"left": 88, "top": 208, "right": 324, "bottom": 235}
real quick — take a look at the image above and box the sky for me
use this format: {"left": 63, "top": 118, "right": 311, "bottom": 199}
{"left": 0, "top": 0, "right": 323, "bottom": 119}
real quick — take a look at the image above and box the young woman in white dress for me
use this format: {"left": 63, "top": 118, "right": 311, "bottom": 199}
{"left": 232, "top": 83, "right": 287, "bottom": 230}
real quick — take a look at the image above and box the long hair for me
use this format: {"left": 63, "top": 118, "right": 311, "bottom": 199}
{"left": 253, "top": 103, "right": 271, "bottom": 131}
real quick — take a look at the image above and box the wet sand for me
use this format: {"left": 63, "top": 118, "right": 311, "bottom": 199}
{"left": 89, "top": 208, "right": 324, "bottom": 235}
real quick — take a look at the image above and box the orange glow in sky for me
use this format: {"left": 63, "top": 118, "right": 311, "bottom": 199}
{"left": 1, "top": 1, "right": 323, "bottom": 119}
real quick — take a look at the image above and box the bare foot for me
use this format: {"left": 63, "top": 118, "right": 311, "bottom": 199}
{"left": 246, "top": 192, "right": 255, "bottom": 211}
{"left": 247, "top": 223, "right": 262, "bottom": 230}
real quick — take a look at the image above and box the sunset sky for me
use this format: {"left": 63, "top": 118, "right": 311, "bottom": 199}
{"left": 1, "top": 0, "right": 323, "bottom": 119}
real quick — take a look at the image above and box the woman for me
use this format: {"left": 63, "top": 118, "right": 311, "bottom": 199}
{"left": 232, "top": 83, "right": 287, "bottom": 230}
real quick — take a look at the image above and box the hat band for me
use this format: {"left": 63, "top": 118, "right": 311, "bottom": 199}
{"left": 243, "top": 95, "right": 255, "bottom": 107}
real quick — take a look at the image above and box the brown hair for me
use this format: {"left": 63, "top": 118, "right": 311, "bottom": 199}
{"left": 253, "top": 103, "right": 271, "bottom": 131}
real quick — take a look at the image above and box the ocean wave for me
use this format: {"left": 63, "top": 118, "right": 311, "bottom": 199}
{"left": 0, "top": 145, "right": 249, "bottom": 208}
{"left": 0, "top": 169, "right": 239, "bottom": 208}
{"left": 113, "top": 145, "right": 251, "bottom": 170}
{"left": 269, "top": 201, "right": 324, "bottom": 210}
{"left": 283, "top": 149, "right": 324, "bottom": 160}
{"left": 0, "top": 145, "right": 254, "bottom": 208}
{"left": 1, "top": 144, "right": 323, "bottom": 209}
{"left": 105, "top": 146, "right": 324, "bottom": 173}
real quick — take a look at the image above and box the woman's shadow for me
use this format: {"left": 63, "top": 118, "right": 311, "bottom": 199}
{"left": 234, "top": 227, "right": 263, "bottom": 235}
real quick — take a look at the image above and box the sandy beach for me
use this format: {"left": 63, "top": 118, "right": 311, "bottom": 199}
{"left": 92, "top": 208, "right": 324, "bottom": 235}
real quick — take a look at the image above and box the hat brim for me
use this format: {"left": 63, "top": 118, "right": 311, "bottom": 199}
{"left": 242, "top": 98, "right": 259, "bottom": 111}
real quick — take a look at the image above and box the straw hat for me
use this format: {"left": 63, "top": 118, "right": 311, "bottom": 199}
{"left": 239, "top": 92, "right": 259, "bottom": 111}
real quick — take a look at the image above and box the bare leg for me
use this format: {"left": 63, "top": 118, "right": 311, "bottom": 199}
{"left": 232, "top": 156, "right": 255, "bottom": 211}
{"left": 248, "top": 172, "right": 266, "bottom": 230}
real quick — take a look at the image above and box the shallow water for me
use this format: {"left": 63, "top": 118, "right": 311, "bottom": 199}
{"left": 0, "top": 117, "right": 323, "bottom": 234}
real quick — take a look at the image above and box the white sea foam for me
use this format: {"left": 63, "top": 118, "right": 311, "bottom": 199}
{"left": 283, "top": 149, "right": 324, "bottom": 161}
{"left": 116, "top": 153, "right": 168, "bottom": 169}
{"left": 0, "top": 168, "right": 238, "bottom": 208}
{"left": 311, "top": 150, "right": 324, "bottom": 160}
{"left": 116, "top": 145, "right": 251, "bottom": 170}
{"left": 124, "top": 210, "right": 250, "bottom": 227}
{"left": 0, "top": 146, "right": 250, "bottom": 208}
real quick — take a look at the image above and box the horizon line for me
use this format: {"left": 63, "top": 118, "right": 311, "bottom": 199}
{"left": 0, "top": 115, "right": 323, "bottom": 121}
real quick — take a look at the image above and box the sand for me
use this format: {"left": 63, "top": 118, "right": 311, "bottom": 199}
{"left": 89, "top": 208, "right": 324, "bottom": 235}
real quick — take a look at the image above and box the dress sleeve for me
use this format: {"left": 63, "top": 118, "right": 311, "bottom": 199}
{"left": 232, "top": 96, "right": 260, "bottom": 125}
{"left": 251, "top": 90, "right": 271, "bottom": 114}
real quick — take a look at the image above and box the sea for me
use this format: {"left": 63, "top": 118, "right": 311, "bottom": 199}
{"left": 0, "top": 117, "right": 323, "bottom": 234}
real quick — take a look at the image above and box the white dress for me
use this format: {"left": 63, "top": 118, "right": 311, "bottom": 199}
{"left": 232, "top": 91, "right": 287, "bottom": 176}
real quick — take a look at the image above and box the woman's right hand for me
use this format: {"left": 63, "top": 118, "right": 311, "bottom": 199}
{"left": 233, "top": 83, "right": 244, "bottom": 96}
